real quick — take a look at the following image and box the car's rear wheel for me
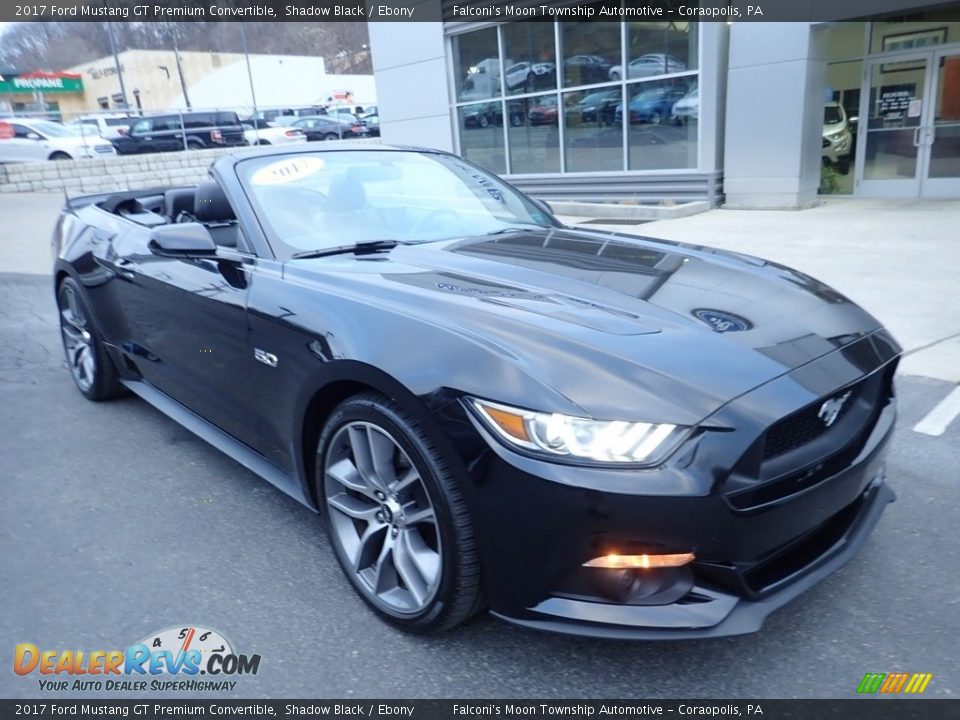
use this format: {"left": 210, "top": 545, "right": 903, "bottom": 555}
{"left": 186, "top": 139, "right": 205, "bottom": 150}
{"left": 49, "top": 151, "right": 72, "bottom": 161}
{"left": 317, "top": 393, "right": 482, "bottom": 634}
{"left": 322, "top": 133, "right": 340, "bottom": 141}
{"left": 57, "top": 277, "right": 124, "bottom": 401}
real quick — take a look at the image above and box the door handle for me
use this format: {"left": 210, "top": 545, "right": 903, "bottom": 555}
{"left": 912, "top": 126, "right": 922, "bottom": 147}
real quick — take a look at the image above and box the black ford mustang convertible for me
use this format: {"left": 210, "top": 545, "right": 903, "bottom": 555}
{"left": 53, "top": 144, "right": 899, "bottom": 638}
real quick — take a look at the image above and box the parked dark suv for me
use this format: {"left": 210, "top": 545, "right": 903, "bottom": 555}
{"left": 110, "top": 111, "right": 247, "bottom": 154}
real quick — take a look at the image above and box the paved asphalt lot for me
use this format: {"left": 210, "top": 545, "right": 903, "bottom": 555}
{"left": 1, "top": 194, "right": 958, "bottom": 700}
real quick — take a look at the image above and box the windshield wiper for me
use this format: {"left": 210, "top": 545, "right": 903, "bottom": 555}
{"left": 291, "top": 240, "right": 398, "bottom": 260}
{"left": 485, "top": 224, "right": 550, "bottom": 236}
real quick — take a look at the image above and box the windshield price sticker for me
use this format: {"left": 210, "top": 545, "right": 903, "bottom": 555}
{"left": 251, "top": 156, "right": 326, "bottom": 186}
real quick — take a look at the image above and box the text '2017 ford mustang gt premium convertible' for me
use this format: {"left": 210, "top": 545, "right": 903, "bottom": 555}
{"left": 52, "top": 145, "right": 899, "bottom": 638}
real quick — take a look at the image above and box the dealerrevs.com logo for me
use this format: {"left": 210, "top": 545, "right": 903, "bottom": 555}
{"left": 14, "top": 626, "right": 261, "bottom": 693}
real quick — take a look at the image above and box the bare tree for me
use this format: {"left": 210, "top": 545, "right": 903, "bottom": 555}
{"left": 0, "top": 21, "right": 370, "bottom": 73}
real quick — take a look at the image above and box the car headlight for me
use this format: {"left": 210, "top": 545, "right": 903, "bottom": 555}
{"left": 468, "top": 398, "right": 687, "bottom": 465}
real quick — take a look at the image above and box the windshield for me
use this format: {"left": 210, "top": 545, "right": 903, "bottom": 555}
{"left": 30, "top": 121, "right": 79, "bottom": 138}
{"left": 823, "top": 105, "right": 843, "bottom": 124}
{"left": 238, "top": 150, "right": 555, "bottom": 256}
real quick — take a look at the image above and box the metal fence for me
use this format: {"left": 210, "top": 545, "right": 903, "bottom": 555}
{"left": 0, "top": 101, "right": 379, "bottom": 154}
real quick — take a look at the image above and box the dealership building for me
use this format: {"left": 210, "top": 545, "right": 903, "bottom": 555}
{"left": 369, "top": 3, "right": 960, "bottom": 207}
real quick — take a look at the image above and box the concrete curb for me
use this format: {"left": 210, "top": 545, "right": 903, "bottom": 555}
{"left": 547, "top": 200, "right": 711, "bottom": 220}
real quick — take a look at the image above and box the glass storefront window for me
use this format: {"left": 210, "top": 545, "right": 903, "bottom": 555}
{"left": 823, "top": 22, "right": 866, "bottom": 62}
{"left": 452, "top": 21, "right": 700, "bottom": 175}
{"left": 622, "top": 22, "right": 697, "bottom": 81}
{"left": 452, "top": 27, "right": 502, "bottom": 102}
{"left": 457, "top": 104, "right": 506, "bottom": 174}
{"left": 560, "top": 22, "right": 621, "bottom": 88}
{"left": 563, "top": 87, "right": 624, "bottom": 172}
{"left": 502, "top": 23, "right": 557, "bottom": 96}
{"left": 625, "top": 77, "right": 698, "bottom": 170}
{"left": 508, "top": 94, "right": 561, "bottom": 173}
{"left": 820, "top": 59, "right": 862, "bottom": 194}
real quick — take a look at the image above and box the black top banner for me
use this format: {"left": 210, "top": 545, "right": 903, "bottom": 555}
{"left": 0, "top": 700, "right": 957, "bottom": 720}
{"left": 0, "top": 0, "right": 953, "bottom": 23}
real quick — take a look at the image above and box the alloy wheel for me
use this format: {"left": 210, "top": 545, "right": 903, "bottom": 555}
{"left": 58, "top": 283, "right": 96, "bottom": 393}
{"left": 324, "top": 421, "right": 442, "bottom": 615}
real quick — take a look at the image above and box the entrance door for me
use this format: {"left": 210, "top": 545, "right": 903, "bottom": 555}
{"left": 856, "top": 49, "right": 960, "bottom": 197}
{"left": 923, "top": 49, "right": 960, "bottom": 197}
{"left": 857, "top": 53, "right": 929, "bottom": 196}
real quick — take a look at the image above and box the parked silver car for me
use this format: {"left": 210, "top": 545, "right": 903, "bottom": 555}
{"left": 822, "top": 102, "right": 854, "bottom": 174}
{"left": 609, "top": 54, "right": 687, "bottom": 81}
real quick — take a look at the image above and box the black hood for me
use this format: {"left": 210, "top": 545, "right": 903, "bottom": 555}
{"left": 292, "top": 227, "right": 884, "bottom": 424}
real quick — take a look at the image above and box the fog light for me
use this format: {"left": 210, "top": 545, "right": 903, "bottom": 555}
{"left": 583, "top": 552, "right": 695, "bottom": 569}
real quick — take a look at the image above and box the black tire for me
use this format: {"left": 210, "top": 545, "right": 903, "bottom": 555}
{"left": 49, "top": 151, "right": 72, "bottom": 161}
{"left": 57, "top": 277, "right": 125, "bottom": 401}
{"left": 255, "top": 139, "right": 271, "bottom": 146}
{"left": 316, "top": 392, "right": 482, "bottom": 634}
{"left": 322, "top": 133, "right": 340, "bottom": 141}
{"left": 186, "top": 139, "right": 205, "bottom": 150}
{"left": 478, "top": 114, "right": 490, "bottom": 129}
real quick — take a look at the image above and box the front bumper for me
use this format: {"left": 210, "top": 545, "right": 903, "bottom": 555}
{"left": 494, "top": 476, "right": 893, "bottom": 639}
{"left": 437, "top": 330, "right": 899, "bottom": 638}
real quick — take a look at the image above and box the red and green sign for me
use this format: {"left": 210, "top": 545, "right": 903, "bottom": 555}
{"left": 0, "top": 71, "right": 83, "bottom": 94}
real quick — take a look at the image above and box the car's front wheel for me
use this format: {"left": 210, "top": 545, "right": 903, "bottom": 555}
{"left": 57, "top": 277, "right": 125, "bottom": 401}
{"left": 317, "top": 393, "right": 482, "bottom": 634}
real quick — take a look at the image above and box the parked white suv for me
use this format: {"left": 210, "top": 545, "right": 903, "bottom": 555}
{"left": 68, "top": 114, "right": 135, "bottom": 139}
{"left": 822, "top": 102, "right": 853, "bottom": 174}
{"left": 0, "top": 119, "right": 116, "bottom": 163}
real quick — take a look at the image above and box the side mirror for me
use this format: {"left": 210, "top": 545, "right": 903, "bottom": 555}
{"left": 849, "top": 116, "right": 859, "bottom": 125}
{"left": 149, "top": 223, "right": 217, "bottom": 255}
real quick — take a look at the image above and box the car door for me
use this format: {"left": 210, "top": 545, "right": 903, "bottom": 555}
{"left": 154, "top": 116, "right": 188, "bottom": 152}
{"left": 115, "top": 118, "right": 152, "bottom": 154}
{"left": 108, "top": 213, "right": 258, "bottom": 448}
{"left": 1, "top": 123, "right": 49, "bottom": 162}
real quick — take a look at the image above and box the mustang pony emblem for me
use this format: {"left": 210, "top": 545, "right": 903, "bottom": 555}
{"left": 818, "top": 391, "right": 852, "bottom": 427}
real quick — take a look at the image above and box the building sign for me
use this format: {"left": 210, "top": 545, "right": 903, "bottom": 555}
{"left": 878, "top": 84, "right": 915, "bottom": 121}
{"left": 0, "top": 72, "right": 84, "bottom": 94}
{"left": 89, "top": 64, "right": 124, "bottom": 81}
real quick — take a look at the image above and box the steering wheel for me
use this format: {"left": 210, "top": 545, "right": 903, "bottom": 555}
{"left": 409, "top": 208, "right": 463, "bottom": 238}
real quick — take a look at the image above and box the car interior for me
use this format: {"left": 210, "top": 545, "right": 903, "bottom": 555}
{"left": 96, "top": 181, "right": 249, "bottom": 252}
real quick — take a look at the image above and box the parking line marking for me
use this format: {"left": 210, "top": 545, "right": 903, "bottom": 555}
{"left": 913, "top": 385, "right": 960, "bottom": 436}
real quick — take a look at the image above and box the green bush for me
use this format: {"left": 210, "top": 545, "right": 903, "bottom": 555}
{"left": 820, "top": 163, "right": 841, "bottom": 195}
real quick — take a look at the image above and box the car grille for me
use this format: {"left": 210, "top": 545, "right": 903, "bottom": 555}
{"left": 725, "top": 361, "right": 895, "bottom": 511}
{"left": 762, "top": 381, "right": 863, "bottom": 460}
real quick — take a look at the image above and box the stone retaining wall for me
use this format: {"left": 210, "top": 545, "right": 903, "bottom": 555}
{"left": 0, "top": 140, "right": 380, "bottom": 194}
